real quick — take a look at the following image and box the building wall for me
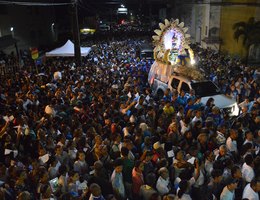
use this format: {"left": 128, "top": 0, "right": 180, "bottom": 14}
{"left": 209, "top": 5, "right": 221, "bottom": 37}
{"left": 174, "top": 0, "right": 221, "bottom": 48}
{"left": 169, "top": 0, "right": 259, "bottom": 58}
{"left": 219, "top": 0, "right": 258, "bottom": 57}
{"left": 256, "top": 0, "right": 260, "bottom": 20}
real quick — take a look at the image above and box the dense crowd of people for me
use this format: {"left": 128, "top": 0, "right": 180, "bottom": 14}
{"left": 0, "top": 36, "right": 259, "bottom": 200}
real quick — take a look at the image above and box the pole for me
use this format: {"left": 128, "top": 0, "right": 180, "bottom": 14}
{"left": 72, "top": 0, "right": 81, "bottom": 67}
{"left": 14, "top": 42, "right": 20, "bottom": 72}
{"left": 14, "top": 42, "right": 19, "bottom": 61}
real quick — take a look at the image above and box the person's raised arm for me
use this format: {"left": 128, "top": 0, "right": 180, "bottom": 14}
{"left": 0, "top": 121, "right": 9, "bottom": 137}
{"left": 193, "top": 158, "right": 200, "bottom": 180}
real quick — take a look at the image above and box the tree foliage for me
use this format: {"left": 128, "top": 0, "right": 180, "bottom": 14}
{"left": 233, "top": 17, "right": 260, "bottom": 48}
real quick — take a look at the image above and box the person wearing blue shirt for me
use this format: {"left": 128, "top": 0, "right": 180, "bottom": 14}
{"left": 162, "top": 88, "right": 172, "bottom": 102}
{"left": 177, "top": 90, "right": 187, "bottom": 106}
{"left": 185, "top": 89, "right": 196, "bottom": 102}
{"left": 184, "top": 98, "right": 203, "bottom": 116}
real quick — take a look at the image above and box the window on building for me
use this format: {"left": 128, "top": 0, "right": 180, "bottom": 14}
{"left": 209, "top": 27, "right": 219, "bottom": 37}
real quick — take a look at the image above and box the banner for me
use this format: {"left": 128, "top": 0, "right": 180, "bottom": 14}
{"left": 31, "top": 47, "right": 39, "bottom": 60}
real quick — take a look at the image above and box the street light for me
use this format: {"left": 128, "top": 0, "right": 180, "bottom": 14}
{"left": 51, "top": 23, "right": 56, "bottom": 41}
{"left": 10, "top": 27, "right": 14, "bottom": 37}
{"left": 121, "top": 4, "right": 125, "bottom": 7}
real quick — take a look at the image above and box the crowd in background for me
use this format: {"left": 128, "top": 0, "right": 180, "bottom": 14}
{"left": 0, "top": 36, "right": 259, "bottom": 200}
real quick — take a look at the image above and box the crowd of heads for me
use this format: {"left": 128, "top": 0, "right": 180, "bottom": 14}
{"left": 0, "top": 36, "right": 259, "bottom": 200}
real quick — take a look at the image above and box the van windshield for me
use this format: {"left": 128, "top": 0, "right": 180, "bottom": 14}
{"left": 191, "top": 81, "right": 220, "bottom": 97}
{"left": 140, "top": 43, "right": 153, "bottom": 60}
{"left": 141, "top": 51, "right": 154, "bottom": 59}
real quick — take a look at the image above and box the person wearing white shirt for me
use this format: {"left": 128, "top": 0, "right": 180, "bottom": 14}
{"left": 73, "top": 151, "right": 88, "bottom": 175}
{"left": 156, "top": 167, "right": 171, "bottom": 195}
{"left": 180, "top": 118, "right": 190, "bottom": 135}
{"left": 220, "top": 178, "right": 238, "bottom": 200}
{"left": 226, "top": 129, "right": 238, "bottom": 153}
{"left": 239, "top": 98, "right": 250, "bottom": 110}
{"left": 242, "top": 180, "right": 260, "bottom": 200}
{"left": 191, "top": 110, "right": 202, "bottom": 127}
{"left": 243, "top": 130, "right": 254, "bottom": 145}
{"left": 205, "top": 151, "right": 214, "bottom": 176}
{"left": 216, "top": 125, "right": 227, "bottom": 146}
{"left": 242, "top": 154, "right": 255, "bottom": 183}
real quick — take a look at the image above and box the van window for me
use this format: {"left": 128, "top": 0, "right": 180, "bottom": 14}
{"left": 171, "top": 78, "right": 180, "bottom": 89}
{"left": 191, "top": 81, "right": 220, "bottom": 97}
{"left": 180, "top": 82, "right": 190, "bottom": 92}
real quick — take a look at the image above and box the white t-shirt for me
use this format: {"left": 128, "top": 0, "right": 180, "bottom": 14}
{"left": 156, "top": 176, "right": 170, "bottom": 195}
{"left": 242, "top": 162, "right": 255, "bottom": 183}
{"left": 226, "top": 137, "right": 237, "bottom": 153}
{"left": 242, "top": 183, "right": 259, "bottom": 200}
{"left": 220, "top": 186, "right": 235, "bottom": 200}
{"left": 176, "top": 194, "right": 192, "bottom": 200}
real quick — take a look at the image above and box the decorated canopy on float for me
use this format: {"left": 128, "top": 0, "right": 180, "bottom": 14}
{"left": 151, "top": 19, "right": 204, "bottom": 80}
{"left": 46, "top": 40, "right": 91, "bottom": 57}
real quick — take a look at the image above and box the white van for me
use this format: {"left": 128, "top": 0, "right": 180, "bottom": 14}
{"left": 148, "top": 61, "right": 239, "bottom": 116}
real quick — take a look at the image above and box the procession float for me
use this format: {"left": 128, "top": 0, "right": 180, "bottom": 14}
{"left": 149, "top": 18, "right": 204, "bottom": 83}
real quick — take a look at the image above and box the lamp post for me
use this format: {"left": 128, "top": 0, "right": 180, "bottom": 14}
{"left": 72, "top": 0, "right": 81, "bottom": 67}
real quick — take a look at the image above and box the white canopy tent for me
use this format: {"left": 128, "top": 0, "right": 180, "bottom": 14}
{"left": 45, "top": 40, "right": 91, "bottom": 57}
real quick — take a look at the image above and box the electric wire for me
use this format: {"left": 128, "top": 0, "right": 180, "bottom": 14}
{"left": 0, "top": 1, "right": 73, "bottom": 6}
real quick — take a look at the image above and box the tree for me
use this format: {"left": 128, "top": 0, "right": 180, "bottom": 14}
{"left": 233, "top": 17, "right": 260, "bottom": 65}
